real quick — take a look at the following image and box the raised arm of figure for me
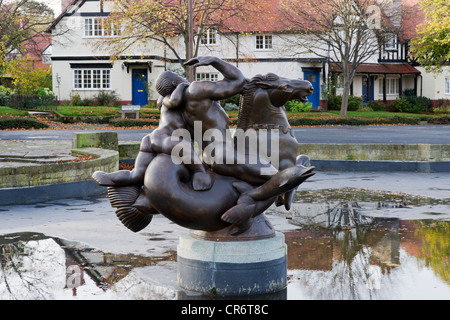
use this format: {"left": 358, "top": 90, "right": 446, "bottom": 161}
{"left": 184, "top": 56, "right": 245, "bottom": 101}
{"left": 163, "top": 82, "right": 189, "bottom": 109}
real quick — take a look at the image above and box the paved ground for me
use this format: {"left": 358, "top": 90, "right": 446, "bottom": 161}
{"left": 1, "top": 124, "right": 450, "bottom": 144}
{"left": 1, "top": 170, "right": 448, "bottom": 300}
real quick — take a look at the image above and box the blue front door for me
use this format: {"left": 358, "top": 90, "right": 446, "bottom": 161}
{"left": 303, "top": 70, "right": 320, "bottom": 109}
{"left": 362, "top": 76, "right": 375, "bottom": 103}
{"left": 132, "top": 69, "right": 148, "bottom": 106}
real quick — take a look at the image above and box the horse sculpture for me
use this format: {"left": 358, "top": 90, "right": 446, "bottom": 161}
{"left": 93, "top": 57, "right": 315, "bottom": 237}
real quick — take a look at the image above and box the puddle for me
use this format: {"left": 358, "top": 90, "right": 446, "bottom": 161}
{"left": 278, "top": 187, "right": 450, "bottom": 299}
{"left": 0, "top": 232, "right": 176, "bottom": 299}
{"left": 0, "top": 187, "right": 449, "bottom": 300}
{"left": 284, "top": 219, "right": 449, "bottom": 299}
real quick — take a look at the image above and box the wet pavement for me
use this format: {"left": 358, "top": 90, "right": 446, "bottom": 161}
{"left": 0, "top": 171, "right": 449, "bottom": 300}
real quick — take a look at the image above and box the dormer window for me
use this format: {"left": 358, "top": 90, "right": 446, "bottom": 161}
{"left": 200, "top": 28, "right": 217, "bottom": 45}
{"left": 385, "top": 34, "right": 397, "bottom": 51}
{"left": 256, "top": 34, "right": 273, "bottom": 50}
{"left": 84, "top": 17, "right": 121, "bottom": 37}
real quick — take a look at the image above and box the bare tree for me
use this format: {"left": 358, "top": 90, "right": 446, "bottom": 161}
{"left": 279, "top": 0, "right": 399, "bottom": 115}
{"left": 95, "top": 0, "right": 261, "bottom": 74}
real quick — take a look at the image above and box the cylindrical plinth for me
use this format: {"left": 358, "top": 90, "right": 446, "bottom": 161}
{"left": 177, "top": 231, "right": 287, "bottom": 297}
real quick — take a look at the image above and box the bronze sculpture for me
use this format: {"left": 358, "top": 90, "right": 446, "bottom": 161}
{"left": 92, "top": 56, "right": 315, "bottom": 237}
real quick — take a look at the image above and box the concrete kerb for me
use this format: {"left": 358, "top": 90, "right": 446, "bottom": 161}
{"left": 2, "top": 131, "right": 450, "bottom": 206}
{"left": 118, "top": 142, "right": 450, "bottom": 173}
{"left": 0, "top": 132, "right": 120, "bottom": 205}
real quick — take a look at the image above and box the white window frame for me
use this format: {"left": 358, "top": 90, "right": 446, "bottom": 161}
{"left": 385, "top": 34, "right": 398, "bottom": 51}
{"left": 84, "top": 17, "right": 121, "bottom": 38}
{"left": 200, "top": 28, "right": 217, "bottom": 46}
{"left": 379, "top": 77, "right": 399, "bottom": 95}
{"left": 255, "top": 34, "right": 273, "bottom": 50}
{"left": 195, "top": 72, "right": 218, "bottom": 82}
{"left": 73, "top": 69, "right": 111, "bottom": 90}
{"left": 445, "top": 76, "right": 450, "bottom": 95}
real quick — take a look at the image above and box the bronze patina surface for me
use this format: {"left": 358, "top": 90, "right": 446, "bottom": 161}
{"left": 92, "top": 56, "right": 315, "bottom": 240}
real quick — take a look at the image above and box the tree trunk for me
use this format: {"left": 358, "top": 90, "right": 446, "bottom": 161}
{"left": 340, "top": 77, "right": 351, "bottom": 116}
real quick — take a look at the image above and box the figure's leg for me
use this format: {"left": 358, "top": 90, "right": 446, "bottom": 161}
{"left": 221, "top": 164, "right": 315, "bottom": 234}
{"left": 281, "top": 155, "right": 313, "bottom": 210}
{"left": 92, "top": 135, "right": 155, "bottom": 187}
{"left": 210, "top": 142, "right": 277, "bottom": 186}
{"left": 157, "top": 135, "right": 213, "bottom": 191}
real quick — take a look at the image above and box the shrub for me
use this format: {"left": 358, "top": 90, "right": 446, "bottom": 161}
{"left": 0, "top": 85, "right": 12, "bottom": 96}
{"left": 390, "top": 97, "right": 414, "bottom": 113}
{"left": 0, "top": 92, "right": 9, "bottom": 106}
{"left": 0, "top": 116, "right": 49, "bottom": 130}
{"left": 110, "top": 118, "right": 159, "bottom": 127}
{"left": 356, "top": 106, "right": 373, "bottom": 112}
{"left": 285, "top": 100, "right": 313, "bottom": 112}
{"left": 223, "top": 103, "right": 239, "bottom": 111}
{"left": 347, "top": 96, "right": 363, "bottom": 111}
{"left": 71, "top": 93, "right": 82, "bottom": 106}
{"left": 433, "top": 106, "right": 450, "bottom": 114}
{"left": 95, "top": 91, "right": 120, "bottom": 107}
{"left": 327, "top": 95, "right": 362, "bottom": 111}
{"left": 328, "top": 95, "right": 342, "bottom": 111}
{"left": 287, "top": 116, "right": 420, "bottom": 126}
{"left": 221, "top": 94, "right": 241, "bottom": 108}
{"left": 367, "top": 100, "right": 386, "bottom": 111}
{"left": 403, "top": 88, "right": 416, "bottom": 97}
{"left": 390, "top": 96, "right": 431, "bottom": 113}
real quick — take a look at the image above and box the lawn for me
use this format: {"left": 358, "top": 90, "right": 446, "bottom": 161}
{"left": 0, "top": 106, "right": 29, "bottom": 116}
{"left": 56, "top": 106, "right": 121, "bottom": 117}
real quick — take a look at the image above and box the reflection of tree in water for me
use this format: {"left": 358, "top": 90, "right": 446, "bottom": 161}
{"left": 412, "top": 220, "right": 449, "bottom": 285}
{"left": 0, "top": 232, "right": 178, "bottom": 299}
{"left": 0, "top": 233, "right": 66, "bottom": 299}
{"left": 286, "top": 201, "right": 402, "bottom": 299}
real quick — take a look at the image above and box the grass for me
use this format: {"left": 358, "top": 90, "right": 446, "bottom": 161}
{"left": 0, "top": 106, "right": 29, "bottom": 116}
{"left": 56, "top": 106, "right": 120, "bottom": 117}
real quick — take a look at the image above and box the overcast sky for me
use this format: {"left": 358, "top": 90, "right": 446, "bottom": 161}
{"left": 39, "top": 0, "right": 62, "bottom": 16}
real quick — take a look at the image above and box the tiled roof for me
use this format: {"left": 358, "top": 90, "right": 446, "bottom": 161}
{"left": 331, "top": 63, "right": 421, "bottom": 74}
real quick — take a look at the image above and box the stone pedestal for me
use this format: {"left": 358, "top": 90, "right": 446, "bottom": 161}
{"left": 177, "top": 217, "right": 287, "bottom": 297}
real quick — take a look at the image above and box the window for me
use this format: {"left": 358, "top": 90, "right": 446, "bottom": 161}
{"left": 200, "top": 28, "right": 217, "bottom": 45}
{"left": 256, "top": 34, "right": 272, "bottom": 50}
{"left": 445, "top": 77, "right": 450, "bottom": 95}
{"left": 74, "top": 69, "right": 111, "bottom": 89}
{"left": 335, "top": 75, "right": 344, "bottom": 88}
{"left": 195, "top": 73, "right": 218, "bottom": 82}
{"left": 385, "top": 34, "right": 397, "bottom": 51}
{"left": 84, "top": 17, "right": 121, "bottom": 37}
{"left": 379, "top": 77, "right": 399, "bottom": 95}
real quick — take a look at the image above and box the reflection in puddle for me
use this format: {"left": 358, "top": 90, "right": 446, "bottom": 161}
{"left": 285, "top": 220, "right": 449, "bottom": 299}
{"left": 280, "top": 187, "right": 450, "bottom": 299}
{"left": 0, "top": 187, "right": 449, "bottom": 300}
{"left": 0, "top": 232, "right": 176, "bottom": 299}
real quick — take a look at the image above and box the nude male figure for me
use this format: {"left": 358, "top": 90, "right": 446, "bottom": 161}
{"left": 92, "top": 73, "right": 212, "bottom": 191}
{"left": 170, "top": 56, "right": 277, "bottom": 185}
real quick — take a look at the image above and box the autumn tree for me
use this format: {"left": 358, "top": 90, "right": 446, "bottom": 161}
{"left": 0, "top": 0, "right": 54, "bottom": 74}
{"left": 410, "top": 0, "right": 450, "bottom": 73}
{"left": 95, "top": 0, "right": 261, "bottom": 75}
{"left": 279, "top": 0, "right": 398, "bottom": 115}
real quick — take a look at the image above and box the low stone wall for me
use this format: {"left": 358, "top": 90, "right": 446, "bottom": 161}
{"left": 0, "top": 148, "right": 118, "bottom": 188}
{"left": 298, "top": 143, "right": 450, "bottom": 162}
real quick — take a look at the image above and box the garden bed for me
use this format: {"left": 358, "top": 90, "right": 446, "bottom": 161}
{"left": 2, "top": 104, "right": 450, "bottom": 130}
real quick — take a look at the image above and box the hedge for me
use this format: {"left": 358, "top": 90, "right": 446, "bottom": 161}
{"left": 109, "top": 118, "right": 160, "bottom": 127}
{"left": 0, "top": 117, "right": 49, "bottom": 130}
{"left": 287, "top": 116, "right": 421, "bottom": 126}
